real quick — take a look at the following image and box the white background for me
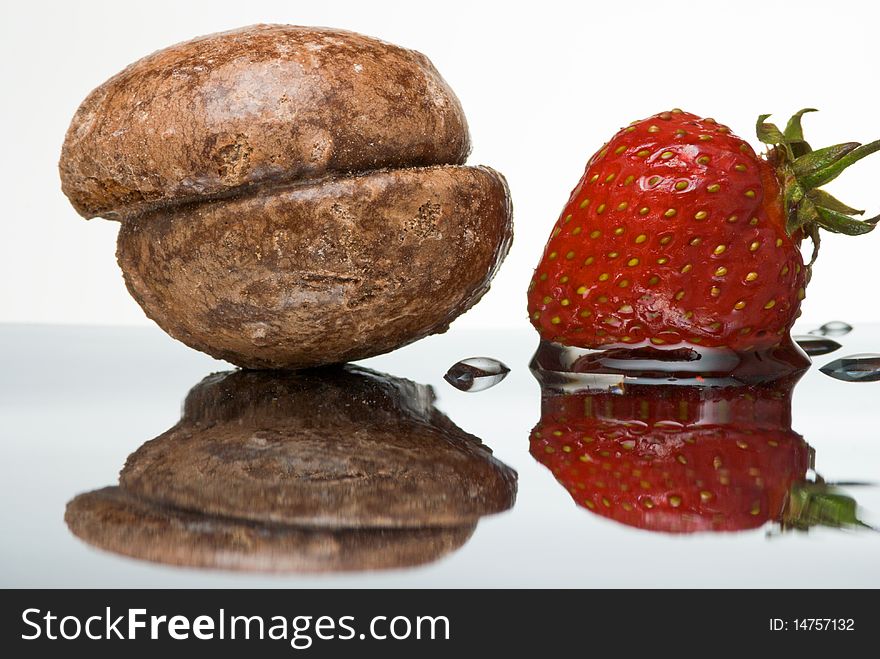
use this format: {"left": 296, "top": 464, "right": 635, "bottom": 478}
{"left": 2, "top": 0, "right": 879, "bottom": 330}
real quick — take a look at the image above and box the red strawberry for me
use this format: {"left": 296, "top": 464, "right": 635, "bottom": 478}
{"left": 530, "top": 376, "right": 871, "bottom": 533}
{"left": 528, "top": 109, "right": 879, "bottom": 351}
{"left": 530, "top": 377, "right": 812, "bottom": 533}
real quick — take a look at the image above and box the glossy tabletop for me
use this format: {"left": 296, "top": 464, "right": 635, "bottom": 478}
{"left": 1, "top": 323, "right": 878, "bottom": 587}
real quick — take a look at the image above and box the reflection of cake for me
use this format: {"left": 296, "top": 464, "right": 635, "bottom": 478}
{"left": 66, "top": 366, "right": 517, "bottom": 572}
{"left": 120, "top": 366, "right": 518, "bottom": 527}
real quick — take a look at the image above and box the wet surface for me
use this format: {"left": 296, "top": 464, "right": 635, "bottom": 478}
{"left": 1, "top": 324, "right": 878, "bottom": 587}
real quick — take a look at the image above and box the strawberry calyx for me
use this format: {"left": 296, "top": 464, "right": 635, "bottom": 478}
{"left": 757, "top": 109, "right": 880, "bottom": 264}
{"left": 781, "top": 479, "right": 873, "bottom": 532}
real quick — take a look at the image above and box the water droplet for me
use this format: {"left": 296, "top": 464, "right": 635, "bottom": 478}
{"left": 819, "top": 354, "right": 880, "bottom": 382}
{"left": 444, "top": 357, "right": 510, "bottom": 392}
{"left": 793, "top": 335, "right": 842, "bottom": 356}
{"left": 809, "top": 321, "right": 853, "bottom": 337}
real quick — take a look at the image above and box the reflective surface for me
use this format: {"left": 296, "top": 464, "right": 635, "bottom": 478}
{"left": 1, "top": 324, "right": 878, "bottom": 587}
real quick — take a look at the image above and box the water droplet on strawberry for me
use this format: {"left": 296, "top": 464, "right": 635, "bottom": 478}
{"left": 809, "top": 321, "right": 853, "bottom": 337}
{"left": 444, "top": 357, "right": 510, "bottom": 392}
{"left": 819, "top": 354, "right": 880, "bottom": 382}
{"left": 792, "top": 335, "right": 842, "bottom": 356}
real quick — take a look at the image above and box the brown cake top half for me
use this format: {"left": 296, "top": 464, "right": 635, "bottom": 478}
{"left": 60, "top": 25, "right": 471, "bottom": 220}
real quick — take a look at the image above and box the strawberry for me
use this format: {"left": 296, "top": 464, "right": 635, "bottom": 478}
{"left": 528, "top": 109, "right": 879, "bottom": 351}
{"left": 530, "top": 377, "right": 868, "bottom": 533}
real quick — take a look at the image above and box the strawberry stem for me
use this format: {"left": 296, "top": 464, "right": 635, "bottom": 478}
{"left": 757, "top": 110, "right": 879, "bottom": 262}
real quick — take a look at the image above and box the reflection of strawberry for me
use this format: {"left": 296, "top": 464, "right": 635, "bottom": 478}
{"left": 530, "top": 379, "right": 813, "bottom": 533}
{"left": 528, "top": 109, "right": 879, "bottom": 351}
{"left": 782, "top": 481, "right": 871, "bottom": 532}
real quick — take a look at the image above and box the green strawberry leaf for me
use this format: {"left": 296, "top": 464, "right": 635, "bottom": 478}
{"left": 784, "top": 108, "right": 817, "bottom": 158}
{"left": 756, "top": 115, "right": 785, "bottom": 142}
{"left": 783, "top": 108, "right": 817, "bottom": 142}
{"left": 807, "top": 189, "right": 863, "bottom": 216}
{"left": 799, "top": 140, "right": 880, "bottom": 188}
{"left": 792, "top": 142, "right": 860, "bottom": 181}
{"left": 815, "top": 206, "right": 879, "bottom": 235}
{"left": 793, "top": 196, "right": 819, "bottom": 232}
{"left": 805, "top": 223, "right": 821, "bottom": 266}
